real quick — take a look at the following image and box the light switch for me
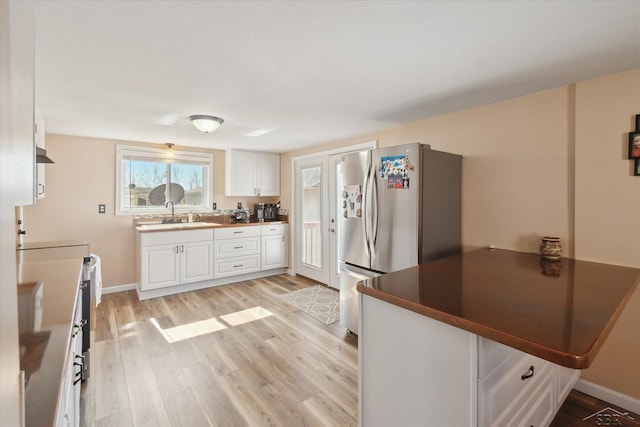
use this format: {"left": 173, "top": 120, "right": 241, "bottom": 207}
{"left": 99, "top": 204, "right": 106, "bottom": 214}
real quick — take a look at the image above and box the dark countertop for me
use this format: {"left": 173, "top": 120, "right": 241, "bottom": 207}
{"left": 357, "top": 248, "right": 640, "bottom": 369}
{"left": 18, "top": 255, "right": 87, "bottom": 426}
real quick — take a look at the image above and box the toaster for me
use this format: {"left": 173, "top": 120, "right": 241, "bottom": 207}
{"left": 232, "top": 209, "right": 250, "bottom": 223}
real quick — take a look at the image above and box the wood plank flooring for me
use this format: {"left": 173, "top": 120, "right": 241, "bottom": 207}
{"left": 80, "top": 274, "right": 637, "bottom": 427}
{"left": 81, "top": 274, "right": 358, "bottom": 427}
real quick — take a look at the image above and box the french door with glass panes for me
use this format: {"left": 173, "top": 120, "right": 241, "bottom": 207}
{"left": 294, "top": 147, "right": 374, "bottom": 289}
{"left": 294, "top": 155, "right": 342, "bottom": 288}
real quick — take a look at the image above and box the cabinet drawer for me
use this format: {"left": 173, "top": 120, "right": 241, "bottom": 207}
{"left": 516, "top": 379, "right": 554, "bottom": 427}
{"left": 214, "top": 237, "right": 260, "bottom": 258}
{"left": 140, "top": 228, "right": 213, "bottom": 246}
{"left": 478, "top": 350, "right": 552, "bottom": 427}
{"left": 214, "top": 255, "right": 260, "bottom": 278}
{"left": 261, "top": 224, "right": 287, "bottom": 236}
{"left": 478, "top": 337, "right": 517, "bottom": 379}
{"left": 214, "top": 226, "right": 261, "bottom": 240}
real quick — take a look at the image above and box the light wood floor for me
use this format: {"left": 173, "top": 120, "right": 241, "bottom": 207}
{"left": 80, "top": 274, "right": 636, "bottom": 427}
{"left": 80, "top": 274, "right": 358, "bottom": 427}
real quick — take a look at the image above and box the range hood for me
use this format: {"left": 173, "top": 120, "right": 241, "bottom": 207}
{"left": 36, "top": 146, "right": 54, "bottom": 164}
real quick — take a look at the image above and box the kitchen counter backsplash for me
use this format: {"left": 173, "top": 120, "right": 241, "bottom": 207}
{"left": 133, "top": 209, "right": 289, "bottom": 226}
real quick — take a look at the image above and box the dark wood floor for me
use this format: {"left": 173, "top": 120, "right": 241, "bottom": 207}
{"left": 80, "top": 274, "right": 637, "bottom": 426}
{"left": 551, "top": 389, "right": 639, "bottom": 427}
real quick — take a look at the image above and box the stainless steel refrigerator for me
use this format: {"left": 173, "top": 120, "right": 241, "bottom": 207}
{"left": 338, "top": 143, "right": 462, "bottom": 334}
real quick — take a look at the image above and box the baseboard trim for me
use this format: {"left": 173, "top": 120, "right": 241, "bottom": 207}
{"left": 101, "top": 283, "right": 137, "bottom": 294}
{"left": 575, "top": 378, "right": 640, "bottom": 414}
{"left": 136, "top": 268, "right": 288, "bottom": 300}
{"left": 286, "top": 268, "right": 295, "bottom": 276}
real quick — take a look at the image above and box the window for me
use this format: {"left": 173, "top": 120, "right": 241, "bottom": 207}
{"left": 116, "top": 145, "right": 212, "bottom": 215}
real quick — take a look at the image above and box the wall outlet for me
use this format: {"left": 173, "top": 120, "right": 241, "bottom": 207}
{"left": 212, "top": 202, "right": 217, "bottom": 210}
{"left": 98, "top": 204, "right": 106, "bottom": 214}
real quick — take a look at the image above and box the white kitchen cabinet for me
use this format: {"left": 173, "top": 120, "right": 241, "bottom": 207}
{"left": 213, "top": 226, "right": 261, "bottom": 278}
{"left": 56, "top": 285, "right": 83, "bottom": 427}
{"left": 359, "top": 294, "right": 580, "bottom": 427}
{"left": 9, "top": 1, "right": 36, "bottom": 206}
{"left": 138, "top": 229, "right": 214, "bottom": 291}
{"left": 181, "top": 240, "right": 215, "bottom": 283}
{"left": 261, "top": 224, "right": 288, "bottom": 270}
{"left": 225, "top": 149, "right": 280, "bottom": 196}
{"left": 478, "top": 342, "right": 554, "bottom": 427}
{"left": 141, "top": 243, "right": 181, "bottom": 290}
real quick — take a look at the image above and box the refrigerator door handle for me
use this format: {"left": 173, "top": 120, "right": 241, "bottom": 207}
{"left": 371, "top": 165, "right": 379, "bottom": 247}
{"left": 362, "top": 160, "right": 371, "bottom": 258}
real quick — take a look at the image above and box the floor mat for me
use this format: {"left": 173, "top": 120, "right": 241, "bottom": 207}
{"left": 278, "top": 285, "right": 339, "bottom": 325}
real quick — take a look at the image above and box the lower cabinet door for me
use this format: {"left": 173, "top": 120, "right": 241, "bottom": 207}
{"left": 141, "top": 244, "right": 180, "bottom": 290}
{"left": 180, "top": 240, "right": 214, "bottom": 284}
{"left": 261, "top": 234, "right": 287, "bottom": 270}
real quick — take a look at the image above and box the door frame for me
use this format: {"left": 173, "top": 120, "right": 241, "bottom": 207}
{"left": 290, "top": 140, "right": 377, "bottom": 285}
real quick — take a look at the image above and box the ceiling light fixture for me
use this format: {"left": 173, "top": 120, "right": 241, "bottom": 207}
{"left": 189, "top": 115, "right": 224, "bottom": 133}
{"left": 165, "top": 143, "right": 175, "bottom": 157}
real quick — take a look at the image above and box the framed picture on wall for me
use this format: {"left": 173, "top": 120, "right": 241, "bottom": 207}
{"left": 636, "top": 114, "right": 640, "bottom": 132}
{"left": 629, "top": 132, "right": 640, "bottom": 159}
{"left": 635, "top": 159, "right": 640, "bottom": 176}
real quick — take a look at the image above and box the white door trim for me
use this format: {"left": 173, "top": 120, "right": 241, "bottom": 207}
{"left": 290, "top": 140, "right": 377, "bottom": 278}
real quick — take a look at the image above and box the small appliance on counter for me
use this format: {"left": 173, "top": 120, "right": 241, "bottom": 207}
{"left": 254, "top": 203, "right": 265, "bottom": 221}
{"left": 264, "top": 202, "right": 280, "bottom": 221}
{"left": 232, "top": 209, "right": 250, "bottom": 223}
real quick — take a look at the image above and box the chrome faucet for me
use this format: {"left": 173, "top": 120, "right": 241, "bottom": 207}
{"left": 165, "top": 201, "right": 175, "bottom": 223}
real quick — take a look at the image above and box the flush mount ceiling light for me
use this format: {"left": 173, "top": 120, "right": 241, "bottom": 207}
{"left": 189, "top": 115, "right": 224, "bottom": 133}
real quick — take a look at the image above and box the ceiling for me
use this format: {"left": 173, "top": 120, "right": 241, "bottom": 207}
{"left": 34, "top": 1, "right": 640, "bottom": 153}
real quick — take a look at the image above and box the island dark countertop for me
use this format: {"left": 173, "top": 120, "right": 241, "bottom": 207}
{"left": 357, "top": 248, "right": 640, "bottom": 369}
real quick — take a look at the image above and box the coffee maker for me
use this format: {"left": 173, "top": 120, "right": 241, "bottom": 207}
{"left": 264, "top": 202, "right": 280, "bottom": 221}
{"left": 254, "top": 203, "right": 265, "bottom": 221}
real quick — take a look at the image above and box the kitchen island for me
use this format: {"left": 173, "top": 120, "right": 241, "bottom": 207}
{"left": 357, "top": 248, "right": 640, "bottom": 427}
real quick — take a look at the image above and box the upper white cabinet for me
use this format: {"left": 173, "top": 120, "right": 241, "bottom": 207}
{"left": 225, "top": 150, "right": 280, "bottom": 197}
{"left": 9, "top": 1, "right": 36, "bottom": 206}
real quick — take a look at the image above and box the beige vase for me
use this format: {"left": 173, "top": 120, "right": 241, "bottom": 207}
{"left": 540, "top": 236, "right": 562, "bottom": 259}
